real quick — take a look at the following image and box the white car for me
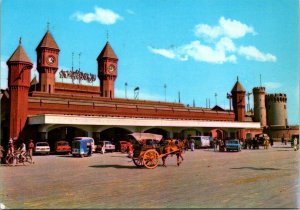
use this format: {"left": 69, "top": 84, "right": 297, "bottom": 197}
{"left": 96, "top": 141, "right": 115, "bottom": 153}
{"left": 34, "top": 142, "right": 50, "bottom": 155}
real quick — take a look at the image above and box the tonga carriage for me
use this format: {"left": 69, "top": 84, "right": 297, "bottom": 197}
{"left": 129, "top": 133, "right": 181, "bottom": 169}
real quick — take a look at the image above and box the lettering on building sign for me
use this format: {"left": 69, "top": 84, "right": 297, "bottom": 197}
{"left": 59, "top": 69, "right": 96, "bottom": 83}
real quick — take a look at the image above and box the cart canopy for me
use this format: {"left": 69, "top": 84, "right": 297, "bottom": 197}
{"left": 128, "top": 132, "right": 163, "bottom": 144}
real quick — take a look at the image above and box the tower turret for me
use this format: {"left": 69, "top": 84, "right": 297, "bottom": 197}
{"left": 231, "top": 77, "right": 246, "bottom": 121}
{"left": 36, "top": 30, "right": 60, "bottom": 93}
{"left": 7, "top": 38, "right": 33, "bottom": 140}
{"left": 253, "top": 87, "right": 267, "bottom": 127}
{"left": 266, "top": 93, "right": 288, "bottom": 127}
{"left": 97, "top": 41, "right": 118, "bottom": 98}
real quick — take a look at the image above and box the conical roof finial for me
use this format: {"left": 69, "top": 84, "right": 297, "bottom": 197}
{"left": 19, "top": 37, "right": 22, "bottom": 45}
{"left": 237, "top": 76, "right": 239, "bottom": 81}
{"left": 47, "top": 22, "right": 50, "bottom": 31}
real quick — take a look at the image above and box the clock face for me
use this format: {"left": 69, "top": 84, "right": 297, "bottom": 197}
{"left": 47, "top": 55, "right": 56, "bottom": 65}
{"left": 108, "top": 65, "right": 115, "bottom": 73}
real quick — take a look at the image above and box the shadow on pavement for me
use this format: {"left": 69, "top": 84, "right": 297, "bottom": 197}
{"left": 230, "top": 167, "right": 280, "bottom": 171}
{"left": 89, "top": 164, "right": 138, "bottom": 169}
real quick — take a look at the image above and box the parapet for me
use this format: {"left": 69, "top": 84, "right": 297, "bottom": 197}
{"left": 252, "top": 87, "right": 266, "bottom": 93}
{"left": 266, "top": 93, "right": 287, "bottom": 103}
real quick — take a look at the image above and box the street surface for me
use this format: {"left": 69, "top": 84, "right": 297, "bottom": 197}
{"left": 0, "top": 142, "right": 299, "bottom": 209}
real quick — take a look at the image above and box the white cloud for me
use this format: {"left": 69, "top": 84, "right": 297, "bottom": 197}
{"left": 238, "top": 46, "right": 277, "bottom": 62}
{"left": 1, "top": 58, "right": 8, "bottom": 89}
{"left": 263, "top": 82, "right": 282, "bottom": 89}
{"left": 194, "top": 24, "right": 221, "bottom": 40}
{"left": 219, "top": 17, "right": 256, "bottom": 39}
{"left": 216, "top": 37, "right": 236, "bottom": 52}
{"left": 72, "top": 7, "right": 123, "bottom": 25}
{"left": 149, "top": 16, "right": 275, "bottom": 64}
{"left": 194, "top": 16, "right": 256, "bottom": 40}
{"left": 149, "top": 40, "right": 237, "bottom": 64}
{"left": 179, "top": 40, "right": 236, "bottom": 64}
{"left": 148, "top": 47, "right": 176, "bottom": 59}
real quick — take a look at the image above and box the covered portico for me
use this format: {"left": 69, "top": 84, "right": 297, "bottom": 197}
{"left": 28, "top": 114, "right": 261, "bottom": 143}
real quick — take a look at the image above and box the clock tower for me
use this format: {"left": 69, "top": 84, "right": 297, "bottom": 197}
{"left": 36, "top": 30, "right": 60, "bottom": 93}
{"left": 97, "top": 42, "right": 118, "bottom": 98}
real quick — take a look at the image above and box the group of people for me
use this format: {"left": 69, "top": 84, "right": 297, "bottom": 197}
{"left": 0, "top": 138, "right": 35, "bottom": 164}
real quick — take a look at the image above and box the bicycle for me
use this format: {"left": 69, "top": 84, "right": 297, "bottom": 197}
{"left": 5, "top": 151, "right": 34, "bottom": 166}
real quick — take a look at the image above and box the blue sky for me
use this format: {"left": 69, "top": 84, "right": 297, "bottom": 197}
{"left": 1, "top": 0, "right": 299, "bottom": 124}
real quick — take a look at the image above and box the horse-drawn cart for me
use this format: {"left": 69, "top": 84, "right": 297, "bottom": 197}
{"left": 129, "top": 133, "right": 183, "bottom": 169}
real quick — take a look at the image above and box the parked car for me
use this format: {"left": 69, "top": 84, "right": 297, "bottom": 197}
{"left": 55, "top": 140, "right": 71, "bottom": 154}
{"left": 72, "top": 137, "right": 94, "bottom": 157}
{"left": 225, "top": 139, "right": 241, "bottom": 152}
{"left": 73, "top": 137, "right": 96, "bottom": 152}
{"left": 34, "top": 142, "right": 50, "bottom": 155}
{"left": 96, "top": 141, "right": 115, "bottom": 153}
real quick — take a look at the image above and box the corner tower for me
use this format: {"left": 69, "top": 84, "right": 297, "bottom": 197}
{"left": 266, "top": 93, "right": 288, "bottom": 127}
{"left": 253, "top": 87, "right": 267, "bottom": 127}
{"left": 97, "top": 42, "right": 118, "bottom": 98}
{"left": 7, "top": 38, "right": 33, "bottom": 140}
{"left": 231, "top": 77, "right": 246, "bottom": 121}
{"left": 36, "top": 30, "right": 60, "bottom": 93}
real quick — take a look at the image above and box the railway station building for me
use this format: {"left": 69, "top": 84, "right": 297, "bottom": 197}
{"left": 1, "top": 29, "right": 296, "bottom": 149}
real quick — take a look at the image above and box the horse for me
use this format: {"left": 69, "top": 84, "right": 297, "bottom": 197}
{"left": 161, "top": 139, "right": 184, "bottom": 167}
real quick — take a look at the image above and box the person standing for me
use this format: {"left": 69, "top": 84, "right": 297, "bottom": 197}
{"left": 213, "top": 138, "right": 218, "bottom": 152}
{"left": 101, "top": 142, "right": 106, "bottom": 154}
{"left": 190, "top": 139, "right": 195, "bottom": 151}
{"left": 28, "top": 140, "right": 35, "bottom": 162}
{"left": 270, "top": 137, "right": 274, "bottom": 147}
{"left": 0, "top": 145, "right": 5, "bottom": 164}
{"left": 18, "top": 141, "right": 26, "bottom": 161}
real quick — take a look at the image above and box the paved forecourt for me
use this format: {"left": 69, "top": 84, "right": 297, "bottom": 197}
{"left": 0, "top": 142, "right": 299, "bottom": 209}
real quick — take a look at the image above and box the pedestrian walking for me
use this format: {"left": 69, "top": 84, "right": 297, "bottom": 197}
{"left": 281, "top": 136, "right": 284, "bottom": 145}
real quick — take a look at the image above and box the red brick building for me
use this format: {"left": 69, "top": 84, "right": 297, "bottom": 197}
{"left": 1, "top": 29, "right": 263, "bottom": 148}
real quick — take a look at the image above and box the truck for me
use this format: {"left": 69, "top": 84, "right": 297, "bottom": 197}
{"left": 188, "top": 136, "right": 212, "bottom": 149}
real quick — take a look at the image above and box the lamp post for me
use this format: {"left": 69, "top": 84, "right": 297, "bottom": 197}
{"left": 125, "top": 82, "right": 128, "bottom": 99}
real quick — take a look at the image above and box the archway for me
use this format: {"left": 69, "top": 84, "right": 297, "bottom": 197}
{"left": 100, "top": 127, "right": 132, "bottom": 144}
{"left": 179, "top": 128, "right": 202, "bottom": 139}
{"left": 143, "top": 128, "right": 168, "bottom": 139}
{"left": 47, "top": 126, "right": 87, "bottom": 151}
{"left": 210, "top": 129, "right": 226, "bottom": 140}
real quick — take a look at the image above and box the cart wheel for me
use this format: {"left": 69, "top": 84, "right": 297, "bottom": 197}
{"left": 133, "top": 158, "right": 144, "bottom": 167}
{"left": 143, "top": 149, "right": 159, "bottom": 169}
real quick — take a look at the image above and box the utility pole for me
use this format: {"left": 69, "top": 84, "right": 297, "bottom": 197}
{"left": 164, "top": 84, "right": 167, "bottom": 102}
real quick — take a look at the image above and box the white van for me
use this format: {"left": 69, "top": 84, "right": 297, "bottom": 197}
{"left": 73, "top": 137, "right": 96, "bottom": 152}
{"left": 189, "top": 136, "right": 212, "bottom": 148}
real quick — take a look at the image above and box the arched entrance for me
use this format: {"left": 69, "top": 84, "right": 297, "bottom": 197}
{"left": 48, "top": 126, "right": 87, "bottom": 151}
{"left": 100, "top": 127, "right": 132, "bottom": 144}
{"left": 144, "top": 128, "right": 168, "bottom": 139}
{"left": 211, "top": 129, "right": 226, "bottom": 139}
